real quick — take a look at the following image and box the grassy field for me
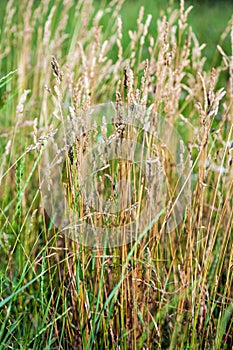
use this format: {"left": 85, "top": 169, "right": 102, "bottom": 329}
{"left": 94, "top": 0, "right": 233, "bottom": 69}
{"left": 0, "top": 0, "right": 233, "bottom": 349}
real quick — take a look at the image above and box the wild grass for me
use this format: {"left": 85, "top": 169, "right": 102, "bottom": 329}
{"left": 0, "top": 0, "right": 233, "bottom": 349}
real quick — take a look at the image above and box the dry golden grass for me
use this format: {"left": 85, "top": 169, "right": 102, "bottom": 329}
{"left": 0, "top": 0, "right": 233, "bottom": 349}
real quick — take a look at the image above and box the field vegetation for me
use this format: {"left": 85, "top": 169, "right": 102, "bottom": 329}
{"left": 0, "top": 0, "right": 233, "bottom": 349}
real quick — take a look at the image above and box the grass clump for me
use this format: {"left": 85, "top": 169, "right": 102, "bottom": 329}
{"left": 0, "top": 0, "right": 233, "bottom": 349}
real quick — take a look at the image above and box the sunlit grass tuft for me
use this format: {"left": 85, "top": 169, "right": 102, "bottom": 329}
{"left": 0, "top": 0, "right": 233, "bottom": 349}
